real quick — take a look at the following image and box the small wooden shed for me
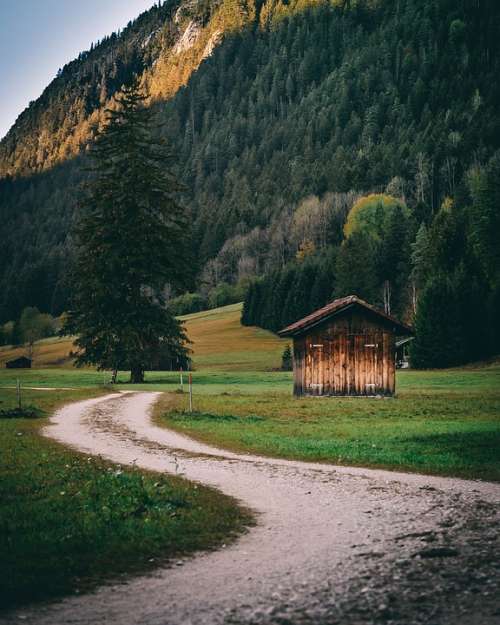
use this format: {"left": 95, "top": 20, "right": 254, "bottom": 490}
{"left": 5, "top": 356, "right": 32, "bottom": 369}
{"left": 278, "top": 295, "right": 412, "bottom": 397}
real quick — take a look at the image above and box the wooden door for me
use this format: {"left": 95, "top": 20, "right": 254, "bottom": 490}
{"left": 306, "top": 342, "right": 325, "bottom": 395}
{"left": 346, "top": 333, "right": 385, "bottom": 395}
{"left": 362, "top": 333, "right": 384, "bottom": 395}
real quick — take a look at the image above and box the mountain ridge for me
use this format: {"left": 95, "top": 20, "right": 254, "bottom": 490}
{"left": 0, "top": 0, "right": 252, "bottom": 177}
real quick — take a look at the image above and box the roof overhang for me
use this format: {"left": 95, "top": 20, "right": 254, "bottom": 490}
{"left": 278, "top": 296, "right": 414, "bottom": 338}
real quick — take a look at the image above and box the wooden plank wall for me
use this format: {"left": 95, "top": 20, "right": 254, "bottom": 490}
{"left": 292, "top": 311, "right": 397, "bottom": 397}
{"left": 292, "top": 337, "right": 306, "bottom": 396}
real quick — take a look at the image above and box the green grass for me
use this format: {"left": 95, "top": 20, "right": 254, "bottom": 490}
{"left": 0, "top": 367, "right": 297, "bottom": 395}
{"left": 0, "top": 388, "right": 251, "bottom": 610}
{"left": 0, "top": 367, "right": 125, "bottom": 387}
{"left": 154, "top": 366, "right": 500, "bottom": 482}
{"left": 1, "top": 310, "right": 499, "bottom": 484}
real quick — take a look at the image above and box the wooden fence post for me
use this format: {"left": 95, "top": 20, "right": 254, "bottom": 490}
{"left": 188, "top": 373, "right": 193, "bottom": 413}
{"left": 16, "top": 378, "right": 21, "bottom": 409}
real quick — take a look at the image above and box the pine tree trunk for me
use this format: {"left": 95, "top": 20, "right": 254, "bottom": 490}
{"left": 383, "top": 280, "right": 391, "bottom": 315}
{"left": 130, "top": 365, "right": 144, "bottom": 384}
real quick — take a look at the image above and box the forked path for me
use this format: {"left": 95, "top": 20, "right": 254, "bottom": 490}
{"left": 5, "top": 392, "right": 500, "bottom": 625}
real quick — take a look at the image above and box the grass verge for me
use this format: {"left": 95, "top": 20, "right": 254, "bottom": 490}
{"left": 0, "top": 388, "right": 252, "bottom": 611}
{"left": 155, "top": 366, "right": 500, "bottom": 482}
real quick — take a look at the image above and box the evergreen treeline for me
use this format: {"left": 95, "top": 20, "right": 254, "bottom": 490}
{"left": 242, "top": 249, "right": 337, "bottom": 333}
{"left": 243, "top": 154, "right": 500, "bottom": 367}
{"left": 1, "top": 0, "right": 500, "bottom": 367}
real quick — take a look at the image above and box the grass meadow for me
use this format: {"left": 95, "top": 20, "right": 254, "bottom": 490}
{"left": 1, "top": 303, "right": 499, "bottom": 483}
{"left": 156, "top": 365, "right": 500, "bottom": 481}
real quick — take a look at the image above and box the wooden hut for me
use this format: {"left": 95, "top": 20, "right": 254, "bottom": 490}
{"left": 278, "top": 295, "right": 412, "bottom": 397}
{"left": 5, "top": 356, "right": 32, "bottom": 369}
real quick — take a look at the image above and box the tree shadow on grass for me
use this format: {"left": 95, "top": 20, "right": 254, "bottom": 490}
{"left": 399, "top": 429, "right": 500, "bottom": 479}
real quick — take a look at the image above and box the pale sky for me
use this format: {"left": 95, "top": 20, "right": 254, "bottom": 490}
{"left": 0, "top": 0, "right": 158, "bottom": 139}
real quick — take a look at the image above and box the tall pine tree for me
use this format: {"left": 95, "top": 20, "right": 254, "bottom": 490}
{"left": 63, "top": 80, "right": 191, "bottom": 383}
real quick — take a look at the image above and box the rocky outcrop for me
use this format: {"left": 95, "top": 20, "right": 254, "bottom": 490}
{"left": 172, "top": 20, "right": 202, "bottom": 55}
{"left": 202, "top": 29, "right": 223, "bottom": 59}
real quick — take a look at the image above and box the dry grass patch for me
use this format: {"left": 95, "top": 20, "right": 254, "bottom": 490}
{"left": 1, "top": 303, "right": 287, "bottom": 372}
{"left": 180, "top": 303, "right": 286, "bottom": 370}
{"left": 0, "top": 336, "right": 75, "bottom": 368}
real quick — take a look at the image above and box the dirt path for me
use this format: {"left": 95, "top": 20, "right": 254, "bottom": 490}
{"left": 4, "top": 392, "right": 499, "bottom": 625}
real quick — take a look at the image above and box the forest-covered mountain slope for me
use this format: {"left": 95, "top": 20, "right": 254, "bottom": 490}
{"left": 1, "top": 0, "right": 500, "bottom": 364}
{"left": 0, "top": 0, "right": 254, "bottom": 176}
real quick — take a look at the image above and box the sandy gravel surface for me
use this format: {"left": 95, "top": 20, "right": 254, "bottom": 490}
{"left": 3, "top": 391, "right": 499, "bottom": 625}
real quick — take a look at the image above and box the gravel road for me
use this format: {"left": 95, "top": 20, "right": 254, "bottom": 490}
{"left": 3, "top": 391, "right": 499, "bottom": 625}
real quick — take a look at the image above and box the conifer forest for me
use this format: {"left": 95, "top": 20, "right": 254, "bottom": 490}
{"left": 1, "top": 0, "right": 499, "bottom": 367}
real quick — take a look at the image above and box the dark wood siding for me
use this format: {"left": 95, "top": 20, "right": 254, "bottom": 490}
{"left": 291, "top": 309, "right": 397, "bottom": 397}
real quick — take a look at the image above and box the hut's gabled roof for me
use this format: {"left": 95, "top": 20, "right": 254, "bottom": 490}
{"left": 278, "top": 295, "right": 413, "bottom": 337}
{"left": 6, "top": 356, "right": 32, "bottom": 365}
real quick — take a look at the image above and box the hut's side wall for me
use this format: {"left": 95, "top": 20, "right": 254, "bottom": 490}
{"left": 292, "top": 310, "right": 396, "bottom": 397}
{"left": 292, "top": 337, "right": 306, "bottom": 396}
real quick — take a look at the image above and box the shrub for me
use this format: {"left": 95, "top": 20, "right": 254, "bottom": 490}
{"left": 0, "top": 405, "right": 44, "bottom": 419}
{"left": 281, "top": 345, "right": 293, "bottom": 371}
{"left": 169, "top": 293, "right": 207, "bottom": 316}
{"left": 208, "top": 282, "right": 247, "bottom": 309}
